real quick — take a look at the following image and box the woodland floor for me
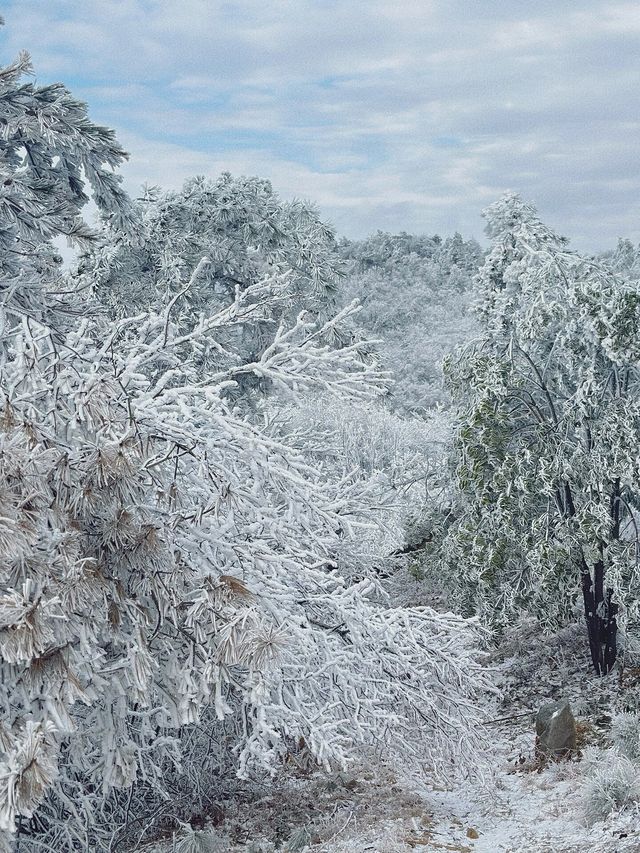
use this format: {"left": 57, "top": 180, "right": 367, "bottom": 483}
{"left": 146, "top": 622, "right": 640, "bottom": 853}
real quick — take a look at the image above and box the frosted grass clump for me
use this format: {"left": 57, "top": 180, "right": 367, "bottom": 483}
{"left": 171, "top": 827, "right": 232, "bottom": 853}
{"left": 583, "top": 754, "right": 640, "bottom": 826}
{"left": 612, "top": 713, "right": 640, "bottom": 762}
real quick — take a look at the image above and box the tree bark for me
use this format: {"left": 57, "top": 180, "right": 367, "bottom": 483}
{"left": 581, "top": 556, "right": 618, "bottom": 675}
{"left": 564, "top": 478, "right": 619, "bottom": 675}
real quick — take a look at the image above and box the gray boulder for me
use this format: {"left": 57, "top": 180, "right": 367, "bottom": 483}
{"left": 536, "top": 699, "right": 577, "bottom": 759}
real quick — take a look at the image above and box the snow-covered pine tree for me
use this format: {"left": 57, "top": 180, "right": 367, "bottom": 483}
{"left": 0, "top": 39, "right": 490, "bottom": 851}
{"left": 77, "top": 173, "right": 342, "bottom": 379}
{"left": 445, "top": 193, "right": 640, "bottom": 675}
{"left": 602, "top": 237, "right": 640, "bottom": 280}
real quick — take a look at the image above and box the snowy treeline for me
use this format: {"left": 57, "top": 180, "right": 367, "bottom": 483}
{"left": 337, "top": 230, "right": 481, "bottom": 412}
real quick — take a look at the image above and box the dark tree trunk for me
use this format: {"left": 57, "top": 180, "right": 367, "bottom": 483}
{"left": 581, "top": 557, "right": 618, "bottom": 675}
{"left": 564, "top": 478, "right": 620, "bottom": 676}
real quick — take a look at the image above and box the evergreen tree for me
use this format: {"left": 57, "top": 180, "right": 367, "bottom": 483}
{"left": 79, "top": 174, "right": 342, "bottom": 373}
{"left": 446, "top": 193, "right": 640, "bottom": 675}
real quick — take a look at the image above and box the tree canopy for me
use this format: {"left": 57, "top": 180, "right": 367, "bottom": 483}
{"left": 445, "top": 193, "right": 640, "bottom": 674}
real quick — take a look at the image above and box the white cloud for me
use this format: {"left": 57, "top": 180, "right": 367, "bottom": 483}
{"left": 2, "top": 0, "right": 640, "bottom": 249}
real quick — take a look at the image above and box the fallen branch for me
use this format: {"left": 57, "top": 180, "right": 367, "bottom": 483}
{"left": 481, "top": 710, "right": 536, "bottom": 726}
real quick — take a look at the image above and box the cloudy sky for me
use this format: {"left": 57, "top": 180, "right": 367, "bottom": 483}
{"left": 2, "top": 0, "right": 640, "bottom": 250}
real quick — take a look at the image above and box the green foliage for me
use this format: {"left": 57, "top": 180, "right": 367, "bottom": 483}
{"left": 445, "top": 194, "right": 640, "bottom": 669}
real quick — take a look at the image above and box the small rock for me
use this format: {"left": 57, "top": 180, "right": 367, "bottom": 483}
{"left": 466, "top": 827, "right": 480, "bottom": 839}
{"left": 536, "top": 699, "right": 577, "bottom": 759}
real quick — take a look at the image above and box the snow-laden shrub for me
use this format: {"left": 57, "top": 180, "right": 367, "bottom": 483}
{"left": 278, "top": 393, "right": 445, "bottom": 483}
{"left": 612, "top": 713, "right": 640, "bottom": 762}
{"left": 170, "top": 826, "right": 232, "bottom": 853}
{"left": 583, "top": 754, "right": 640, "bottom": 825}
{"left": 271, "top": 395, "right": 450, "bottom": 564}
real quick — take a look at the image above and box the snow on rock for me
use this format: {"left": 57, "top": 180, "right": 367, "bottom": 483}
{"left": 535, "top": 700, "right": 578, "bottom": 760}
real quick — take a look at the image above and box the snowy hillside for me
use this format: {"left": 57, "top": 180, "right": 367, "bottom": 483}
{"left": 1, "top": 8, "right": 640, "bottom": 853}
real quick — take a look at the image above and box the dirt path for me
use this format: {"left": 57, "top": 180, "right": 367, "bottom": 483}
{"left": 145, "top": 623, "right": 640, "bottom": 852}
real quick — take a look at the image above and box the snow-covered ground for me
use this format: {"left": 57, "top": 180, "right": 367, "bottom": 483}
{"left": 145, "top": 753, "right": 639, "bottom": 852}
{"left": 144, "top": 621, "right": 640, "bottom": 853}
